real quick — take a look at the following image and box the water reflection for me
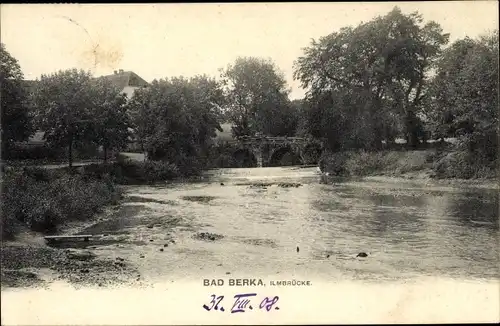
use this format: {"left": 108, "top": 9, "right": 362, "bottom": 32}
{"left": 94, "top": 167, "right": 499, "bottom": 282}
{"left": 307, "top": 177, "right": 498, "bottom": 280}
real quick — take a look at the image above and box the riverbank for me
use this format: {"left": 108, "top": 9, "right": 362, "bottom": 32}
{"left": 1, "top": 167, "right": 498, "bottom": 323}
{"left": 0, "top": 187, "right": 183, "bottom": 289}
{"left": 2, "top": 161, "right": 498, "bottom": 290}
{"left": 320, "top": 149, "right": 498, "bottom": 181}
{"left": 0, "top": 159, "right": 188, "bottom": 288}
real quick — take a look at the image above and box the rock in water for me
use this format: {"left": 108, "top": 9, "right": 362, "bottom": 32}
{"left": 356, "top": 252, "right": 368, "bottom": 258}
{"left": 296, "top": 246, "right": 300, "bottom": 253}
{"left": 220, "top": 182, "right": 224, "bottom": 186}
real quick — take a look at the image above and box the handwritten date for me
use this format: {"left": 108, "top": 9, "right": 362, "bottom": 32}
{"left": 203, "top": 293, "right": 280, "bottom": 313}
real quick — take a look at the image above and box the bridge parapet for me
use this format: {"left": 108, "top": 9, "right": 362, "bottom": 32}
{"left": 235, "top": 136, "right": 310, "bottom": 145}
{"left": 223, "top": 135, "right": 324, "bottom": 167}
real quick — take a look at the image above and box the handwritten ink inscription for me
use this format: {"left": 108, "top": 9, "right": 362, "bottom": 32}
{"left": 203, "top": 293, "right": 280, "bottom": 313}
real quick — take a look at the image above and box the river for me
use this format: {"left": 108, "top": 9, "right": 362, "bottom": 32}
{"left": 2, "top": 166, "right": 499, "bottom": 324}
{"left": 88, "top": 166, "right": 499, "bottom": 282}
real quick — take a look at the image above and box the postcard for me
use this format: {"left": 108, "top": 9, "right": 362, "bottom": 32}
{"left": 1, "top": 2, "right": 498, "bottom": 325}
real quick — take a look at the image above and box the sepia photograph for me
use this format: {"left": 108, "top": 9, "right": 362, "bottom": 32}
{"left": 1, "top": 2, "right": 499, "bottom": 324}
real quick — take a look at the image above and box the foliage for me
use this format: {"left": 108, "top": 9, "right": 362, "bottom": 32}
{"left": 321, "top": 150, "right": 436, "bottom": 177}
{"left": 0, "top": 43, "right": 32, "bottom": 157}
{"left": 294, "top": 7, "right": 449, "bottom": 150}
{"left": 3, "top": 144, "right": 63, "bottom": 161}
{"left": 81, "top": 161, "right": 180, "bottom": 184}
{"left": 90, "top": 78, "right": 131, "bottom": 161}
{"left": 432, "top": 150, "right": 497, "bottom": 179}
{"left": 128, "top": 75, "right": 224, "bottom": 166}
{"left": 426, "top": 30, "right": 499, "bottom": 161}
{"left": 3, "top": 8, "right": 498, "bottom": 180}
{"left": 30, "top": 69, "right": 131, "bottom": 167}
{"left": 221, "top": 57, "right": 298, "bottom": 137}
{"left": 30, "top": 69, "right": 98, "bottom": 167}
{"left": 1, "top": 168, "right": 121, "bottom": 238}
{"left": 205, "top": 142, "right": 240, "bottom": 168}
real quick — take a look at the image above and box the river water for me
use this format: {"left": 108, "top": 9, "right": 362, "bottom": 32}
{"left": 2, "top": 166, "right": 499, "bottom": 324}
{"left": 83, "top": 166, "right": 499, "bottom": 282}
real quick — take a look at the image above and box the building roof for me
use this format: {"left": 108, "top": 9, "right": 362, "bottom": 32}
{"left": 99, "top": 70, "right": 149, "bottom": 90}
{"left": 21, "top": 70, "right": 149, "bottom": 94}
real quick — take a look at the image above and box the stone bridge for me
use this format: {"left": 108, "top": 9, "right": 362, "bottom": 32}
{"left": 228, "top": 135, "right": 324, "bottom": 167}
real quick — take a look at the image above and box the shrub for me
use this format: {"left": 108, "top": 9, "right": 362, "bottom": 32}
{"left": 321, "top": 150, "right": 436, "bottom": 177}
{"left": 319, "top": 151, "right": 350, "bottom": 175}
{"left": 346, "top": 151, "right": 387, "bottom": 176}
{"left": 433, "top": 150, "right": 497, "bottom": 179}
{"left": 4, "top": 144, "right": 62, "bottom": 161}
{"left": 81, "top": 160, "right": 181, "bottom": 184}
{"left": 142, "top": 161, "right": 180, "bottom": 182}
{"left": 1, "top": 168, "right": 122, "bottom": 238}
{"left": 211, "top": 154, "right": 238, "bottom": 168}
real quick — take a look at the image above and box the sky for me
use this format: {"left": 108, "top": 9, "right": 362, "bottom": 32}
{"left": 1, "top": 2, "right": 498, "bottom": 100}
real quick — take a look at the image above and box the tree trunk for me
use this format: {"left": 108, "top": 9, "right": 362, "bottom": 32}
{"left": 404, "top": 110, "right": 420, "bottom": 150}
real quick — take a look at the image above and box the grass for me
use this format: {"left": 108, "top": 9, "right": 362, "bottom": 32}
{"left": 0, "top": 167, "right": 123, "bottom": 239}
{"left": 320, "top": 149, "right": 497, "bottom": 179}
{"left": 0, "top": 153, "right": 205, "bottom": 239}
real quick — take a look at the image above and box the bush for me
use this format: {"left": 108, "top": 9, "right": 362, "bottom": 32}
{"left": 81, "top": 160, "right": 181, "bottom": 185}
{"left": 320, "top": 151, "right": 350, "bottom": 175}
{"left": 433, "top": 150, "right": 497, "bottom": 179}
{"left": 320, "top": 148, "right": 496, "bottom": 179}
{"left": 211, "top": 154, "right": 238, "bottom": 168}
{"left": 142, "top": 161, "right": 180, "bottom": 182}
{"left": 3, "top": 144, "right": 62, "bottom": 161}
{"left": 205, "top": 143, "right": 242, "bottom": 169}
{"left": 346, "top": 151, "right": 387, "bottom": 176}
{"left": 1, "top": 168, "right": 122, "bottom": 238}
{"left": 321, "top": 150, "right": 436, "bottom": 177}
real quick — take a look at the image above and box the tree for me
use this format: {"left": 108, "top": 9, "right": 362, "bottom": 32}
{"left": 90, "top": 78, "right": 130, "bottom": 162}
{"left": 427, "top": 30, "right": 499, "bottom": 160}
{"left": 31, "top": 69, "right": 97, "bottom": 168}
{"left": 128, "top": 75, "right": 225, "bottom": 164}
{"left": 294, "top": 7, "right": 449, "bottom": 149}
{"left": 221, "top": 57, "right": 296, "bottom": 137}
{"left": 0, "top": 43, "right": 32, "bottom": 157}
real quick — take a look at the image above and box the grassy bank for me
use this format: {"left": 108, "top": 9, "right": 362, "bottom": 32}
{"left": 0, "top": 157, "right": 194, "bottom": 240}
{"left": 320, "top": 149, "right": 497, "bottom": 180}
{"left": 0, "top": 167, "right": 122, "bottom": 240}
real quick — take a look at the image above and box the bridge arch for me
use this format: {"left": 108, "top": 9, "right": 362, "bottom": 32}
{"left": 232, "top": 148, "right": 257, "bottom": 168}
{"left": 268, "top": 145, "right": 302, "bottom": 167}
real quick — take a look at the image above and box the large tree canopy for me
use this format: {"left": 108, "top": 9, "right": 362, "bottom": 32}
{"left": 128, "top": 75, "right": 225, "bottom": 163}
{"left": 1, "top": 43, "right": 32, "bottom": 156}
{"left": 32, "top": 69, "right": 97, "bottom": 167}
{"left": 90, "top": 77, "right": 130, "bottom": 161}
{"left": 294, "top": 7, "right": 449, "bottom": 149}
{"left": 427, "top": 30, "right": 498, "bottom": 159}
{"left": 221, "top": 57, "right": 297, "bottom": 137}
{"left": 31, "top": 69, "right": 130, "bottom": 166}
